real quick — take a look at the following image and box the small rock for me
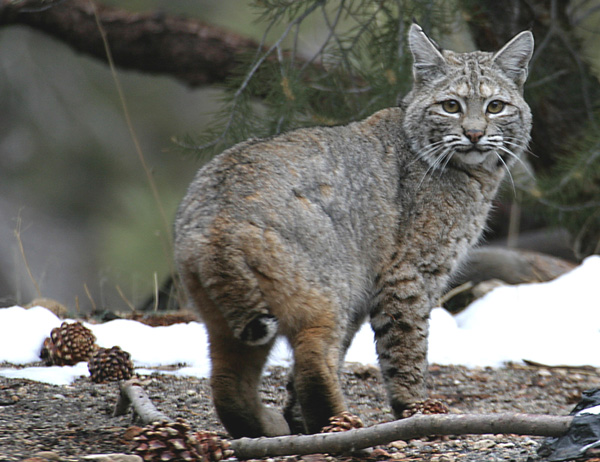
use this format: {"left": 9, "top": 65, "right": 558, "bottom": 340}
{"left": 52, "top": 394, "right": 66, "bottom": 400}
{"left": 431, "top": 455, "right": 455, "bottom": 462}
{"left": 409, "top": 439, "right": 425, "bottom": 448}
{"left": 390, "top": 440, "right": 408, "bottom": 450}
{"left": 390, "top": 452, "right": 407, "bottom": 459}
{"left": 83, "top": 454, "right": 143, "bottom": 462}
{"left": 497, "top": 442, "right": 515, "bottom": 449}
{"left": 17, "top": 386, "right": 28, "bottom": 397}
{"left": 35, "top": 452, "right": 60, "bottom": 460}
{"left": 473, "top": 438, "right": 496, "bottom": 450}
{"left": 371, "top": 448, "right": 391, "bottom": 458}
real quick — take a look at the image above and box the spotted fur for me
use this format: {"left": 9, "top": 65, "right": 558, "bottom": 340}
{"left": 174, "top": 24, "right": 533, "bottom": 438}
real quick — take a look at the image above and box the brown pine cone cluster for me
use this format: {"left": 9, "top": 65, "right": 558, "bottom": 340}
{"left": 131, "top": 419, "right": 233, "bottom": 462}
{"left": 88, "top": 346, "right": 134, "bottom": 383}
{"left": 401, "top": 399, "right": 449, "bottom": 418}
{"left": 39, "top": 321, "right": 136, "bottom": 384}
{"left": 194, "top": 430, "right": 234, "bottom": 462}
{"left": 40, "top": 321, "right": 97, "bottom": 366}
{"left": 321, "top": 411, "right": 364, "bottom": 433}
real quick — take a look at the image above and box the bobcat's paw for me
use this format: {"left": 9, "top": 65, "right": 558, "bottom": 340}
{"left": 239, "top": 314, "right": 279, "bottom": 346}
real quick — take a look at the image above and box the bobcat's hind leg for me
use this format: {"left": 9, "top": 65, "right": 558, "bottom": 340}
{"left": 209, "top": 327, "right": 290, "bottom": 438}
{"left": 290, "top": 325, "right": 347, "bottom": 433}
{"left": 283, "top": 374, "right": 304, "bottom": 434}
{"left": 285, "top": 312, "right": 365, "bottom": 433}
{"left": 180, "top": 270, "right": 289, "bottom": 438}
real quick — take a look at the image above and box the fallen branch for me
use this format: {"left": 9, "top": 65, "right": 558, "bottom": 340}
{"left": 230, "top": 413, "right": 572, "bottom": 458}
{"left": 114, "top": 379, "right": 171, "bottom": 424}
{"left": 114, "top": 379, "right": 573, "bottom": 457}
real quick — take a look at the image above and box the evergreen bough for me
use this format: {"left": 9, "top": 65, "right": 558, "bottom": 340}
{"left": 178, "top": 0, "right": 457, "bottom": 158}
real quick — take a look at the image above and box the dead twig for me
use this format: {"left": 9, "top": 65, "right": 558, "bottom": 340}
{"left": 14, "top": 213, "right": 42, "bottom": 299}
{"left": 114, "top": 379, "right": 171, "bottom": 424}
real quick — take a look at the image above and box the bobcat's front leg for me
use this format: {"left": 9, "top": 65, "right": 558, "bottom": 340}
{"left": 370, "top": 268, "right": 430, "bottom": 418}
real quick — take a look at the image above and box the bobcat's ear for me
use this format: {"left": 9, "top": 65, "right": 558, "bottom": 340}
{"left": 492, "top": 30, "right": 534, "bottom": 87}
{"left": 408, "top": 23, "right": 445, "bottom": 84}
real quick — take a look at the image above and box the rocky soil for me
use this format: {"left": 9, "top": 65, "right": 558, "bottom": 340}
{"left": 1, "top": 362, "right": 599, "bottom": 462}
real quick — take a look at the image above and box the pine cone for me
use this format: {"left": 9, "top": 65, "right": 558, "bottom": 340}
{"left": 88, "top": 346, "right": 134, "bottom": 383}
{"left": 40, "top": 321, "right": 96, "bottom": 366}
{"left": 321, "top": 411, "right": 364, "bottom": 433}
{"left": 401, "top": 399, "right": 449, "bottom": 418}
{"left": 131, "top": 418, "right": 201, "bottom": 462}
{"left": 195, "top": 430, "right": 234, "bottom": 462}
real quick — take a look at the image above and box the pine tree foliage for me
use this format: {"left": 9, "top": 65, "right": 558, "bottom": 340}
{"left": 178, "top": 0, "right": 457, "bottom": 158}
{"left": 505, "top": 0, "right": 600, "bottom": 259}
{"left": 534, "top": 116, "right": 600, "bottom": 259}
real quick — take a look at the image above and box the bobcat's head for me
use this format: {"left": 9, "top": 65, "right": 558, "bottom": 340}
{"left": 402, "top": 24, "right": 534, "bottom": 174}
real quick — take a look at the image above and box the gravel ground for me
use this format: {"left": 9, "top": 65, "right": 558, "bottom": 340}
{"left": 1, "top": 361, "right": 599, "bottom": 461}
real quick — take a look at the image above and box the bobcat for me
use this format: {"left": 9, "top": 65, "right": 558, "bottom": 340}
{"left": 175, "top": 24, "right": 534, "bottom": 438}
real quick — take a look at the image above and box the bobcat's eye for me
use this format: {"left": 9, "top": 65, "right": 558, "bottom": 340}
{"left": 486, "top": 100, "right": 505, "bottom": 114}
{"left": 441, "top": 100, "right": 461, "bottom": 114}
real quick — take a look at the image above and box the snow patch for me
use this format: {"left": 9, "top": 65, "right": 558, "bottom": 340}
{"left": 1, "top": 256, "right": 598, "bottom": 385}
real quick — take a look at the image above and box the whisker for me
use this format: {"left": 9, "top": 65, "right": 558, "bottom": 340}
{"left": 417, "top": 146, "right": 450, "bottom": 189}
{"left": 418, "top": 140, "right": 447, "bottom": 158}
{"left": 438, "top": 149, "right": 455, "bottom": 176}
{"left": 432, "top": 146, "right": 453, "bottom": 172}
{"left": 502, "top": 139, "right": 527, "bottom": 151}
{"left": 503, "top": 137, "right": 537, "bottom": 158}
{"left": 495, "top": 151, "right": 516, "bottom": 196}
{"left": 497, "top": 145, "right": 535, "bottom": 179}
{"left": 410, "top": 140, "right": 448, "bottom": 169}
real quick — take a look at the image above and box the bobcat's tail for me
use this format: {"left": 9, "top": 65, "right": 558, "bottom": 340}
{"left": 238, "top": 314, "right": 279, "bottom": 346}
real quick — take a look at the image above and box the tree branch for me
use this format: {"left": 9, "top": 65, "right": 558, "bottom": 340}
{"left": 0, "top": 0, "right": 262, "bottom": 87}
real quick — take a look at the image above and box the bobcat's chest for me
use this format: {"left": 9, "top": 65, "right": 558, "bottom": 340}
{"left": 388, "top": 169, "right": 499, "bottom": 298}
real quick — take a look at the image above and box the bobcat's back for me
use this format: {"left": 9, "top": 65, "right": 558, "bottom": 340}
{"left": 176, "top": 108, "right": 406, "bottom": 341}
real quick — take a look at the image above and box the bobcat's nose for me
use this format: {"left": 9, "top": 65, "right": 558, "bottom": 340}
{"left": 464, "top": 129, "right": 484, "bottom": 144}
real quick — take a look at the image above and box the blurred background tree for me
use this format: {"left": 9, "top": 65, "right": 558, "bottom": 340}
{"left": 0, "top": 0, "right": 598, "bottom": 314}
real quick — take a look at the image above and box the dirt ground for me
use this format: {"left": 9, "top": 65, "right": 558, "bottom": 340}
{"left": 1, "top": 362, "right": 598, "bottom": 461}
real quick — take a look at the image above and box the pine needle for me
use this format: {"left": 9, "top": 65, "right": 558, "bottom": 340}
{"left": 14, "top": 213, "right": 42, "bottom": 299}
